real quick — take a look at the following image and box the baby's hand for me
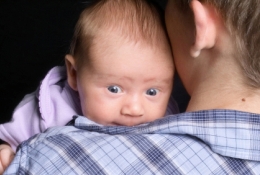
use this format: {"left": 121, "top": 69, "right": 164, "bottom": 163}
{"left": 0, "top": 144, "right": 14, "bottom": 174}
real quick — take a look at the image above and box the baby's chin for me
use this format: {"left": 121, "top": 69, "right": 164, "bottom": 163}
{"left": 87, "top": 114, "right": 164, "bottom": 127}
{"left": 99, "top": 120, "right": 145, "bottom": 127}
{"left": 109, "top": 117, "right": 163, "bottom": 127}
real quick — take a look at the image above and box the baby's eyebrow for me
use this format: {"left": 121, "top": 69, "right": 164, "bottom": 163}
{"left": 143, "top": 77, "right": 172, "bottom": 84}
{"left": 95, "top": 74, "right": 126, "bottom": 79}
{"left": 94, "top": 74, "right": 132, "bottom": 83}
{"left": 95, "top": 74, "right": 172, "bottom": 84}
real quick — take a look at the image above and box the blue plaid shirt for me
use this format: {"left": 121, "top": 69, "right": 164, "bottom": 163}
{"left": 4, "top": 110, "right": 260, "bottom": 174}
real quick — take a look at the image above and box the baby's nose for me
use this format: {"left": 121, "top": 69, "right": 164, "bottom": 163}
{"left": 121, "top": 97, "right": 144, "bottom": 117}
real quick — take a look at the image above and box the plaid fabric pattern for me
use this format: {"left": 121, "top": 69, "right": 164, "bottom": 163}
{"left": 4, "top": 109, "right": 260, "bottom": 175}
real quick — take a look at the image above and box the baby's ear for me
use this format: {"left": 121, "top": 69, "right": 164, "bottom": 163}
{"left": 190, "top": 0, "right": 216, "bottom": 57}
{"left": 65, "top": 54, "right": 78, "bottom": 91}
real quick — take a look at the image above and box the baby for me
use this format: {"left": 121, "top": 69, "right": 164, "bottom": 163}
{"left": 0, "top": 0, "right": 177, "bottom": 172}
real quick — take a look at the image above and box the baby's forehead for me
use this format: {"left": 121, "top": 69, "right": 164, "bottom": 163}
{"left": 86, "top": 34, "right": 173, "bottom": 72}
{"left": 89, "top": 31, "right": 172, "bottom": 60}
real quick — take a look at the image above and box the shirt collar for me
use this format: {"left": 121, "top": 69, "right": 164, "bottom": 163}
{"left": 74, "top": 109, "right": 260, "bottom": 161}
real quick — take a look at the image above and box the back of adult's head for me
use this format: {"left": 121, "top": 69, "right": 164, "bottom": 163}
{"left": 173, "top": 0, "right": 260, "bottom": 88}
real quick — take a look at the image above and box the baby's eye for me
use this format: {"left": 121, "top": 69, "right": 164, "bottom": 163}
{"left": 107, "top": 86, "right": 122, "bottom": 93}
{"left": 146, "top": 88, "right": 159, "bottom": 96}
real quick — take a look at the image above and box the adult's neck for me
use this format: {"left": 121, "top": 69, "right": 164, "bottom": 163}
{"left": 186, "top": 59, "right": 260, "bottom": 114}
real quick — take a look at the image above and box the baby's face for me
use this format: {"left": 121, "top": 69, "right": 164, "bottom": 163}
{"left": 76, "top": 32, "right": 174, "bottom": 126}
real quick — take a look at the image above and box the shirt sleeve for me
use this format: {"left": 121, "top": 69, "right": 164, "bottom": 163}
{"left": 0, "top": 91, "right": 45, "bottom": 151}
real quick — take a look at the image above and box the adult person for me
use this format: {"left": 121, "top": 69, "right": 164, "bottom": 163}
{"left": 4, "top": 0, "right": 260, "bottom": 174}
{"left": 166, "top": 0, "right": 260, "bottom": 114}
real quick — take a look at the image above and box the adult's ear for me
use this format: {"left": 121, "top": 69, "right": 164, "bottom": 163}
{"left": 190, "top": 0, "right": 216, "bottom": 57}
{"left": 65, "top": 54, "right": 78, "bottom": 91}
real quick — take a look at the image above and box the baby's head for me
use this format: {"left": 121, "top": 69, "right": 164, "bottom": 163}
{"left": 66, "top": 0, "right": 174, "bottom": 126}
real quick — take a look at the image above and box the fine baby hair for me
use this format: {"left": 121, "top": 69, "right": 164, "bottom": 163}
{"left": 69, "top": 0, "right": 168, "bottom": 69}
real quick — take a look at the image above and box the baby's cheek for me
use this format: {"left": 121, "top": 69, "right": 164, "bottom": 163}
{"left": 83, "top": 104, "right": 114, "bottom": 125}
{"left": 147, "top": 105, "right": 166, "bottom": 121}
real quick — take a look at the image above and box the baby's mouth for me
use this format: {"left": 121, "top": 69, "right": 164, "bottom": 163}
{"left": 111, "top": 120, "right": 146, "bottom": 127}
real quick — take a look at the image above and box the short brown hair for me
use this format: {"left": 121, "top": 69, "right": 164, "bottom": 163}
{"left": 172, "top": 0, "right": 260, "bottom": 87}
{"left": 70, "top": 0, "right": 167, "bottom": 69}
